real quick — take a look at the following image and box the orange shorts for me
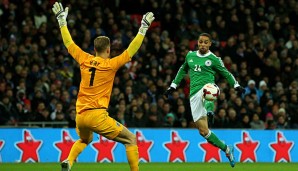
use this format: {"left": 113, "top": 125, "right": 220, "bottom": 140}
{"left": 75, "top": 109, "right": 123, "bottom": 142}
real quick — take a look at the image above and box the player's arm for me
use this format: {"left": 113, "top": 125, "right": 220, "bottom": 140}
{"left": 164, "top": 60, "right": 189, "bottom": 98}
{"left": 213, "top": 57, "right": 245, "bottom": 94}
{"left": 171, "top": 60, "right": 189, "bottom": 88}
{"left": 127, "top": 12, "right": 155, "bottom": 57}
{"left": 52, "top": 2, "right": 89, "bottom": 64}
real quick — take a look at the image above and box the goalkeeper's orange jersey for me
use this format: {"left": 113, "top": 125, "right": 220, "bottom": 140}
{"left": 68, "top": 43, "right": 131, "bottom": 114}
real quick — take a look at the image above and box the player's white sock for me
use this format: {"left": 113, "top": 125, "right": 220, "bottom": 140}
{"left": 204, "top": 130, "right": 212, "bottom": 139}
{"left": 225, "top": 146, "right": 230, "bottom": 154}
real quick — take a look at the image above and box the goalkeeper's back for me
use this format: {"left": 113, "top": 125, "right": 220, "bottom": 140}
{"left": 67, "top": 42, "right": 131, "bottom": 114}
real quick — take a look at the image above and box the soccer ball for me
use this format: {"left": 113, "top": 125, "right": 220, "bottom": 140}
{"left": 202, "top": 83, "right": 220, "bottom": 101}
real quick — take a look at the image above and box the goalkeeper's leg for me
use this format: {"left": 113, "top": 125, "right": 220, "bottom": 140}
{"left": 113, "top": 127, "right": 139, "bottom": 171}
{"left": 66, "top": 115, "right": 93, "bottom": 171}
{"left": 66, "top": 128, "right": 92, "bottom": 169}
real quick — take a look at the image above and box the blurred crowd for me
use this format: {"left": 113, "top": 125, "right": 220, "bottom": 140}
{"left": 0, "top": 0, "right": 298, "bottom": 129}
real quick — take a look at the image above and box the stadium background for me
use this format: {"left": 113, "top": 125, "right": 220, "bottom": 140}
{"left": 0, "top": 0, "right": 298, "bottom": 168}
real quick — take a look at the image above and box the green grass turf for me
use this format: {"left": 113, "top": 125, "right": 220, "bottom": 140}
{"left": 0, "top": 162, "right": 297, "bottom": 171}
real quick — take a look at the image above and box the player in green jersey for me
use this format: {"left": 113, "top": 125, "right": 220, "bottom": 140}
{"left": 164, "top": 33, "right": 245, "bottom": 167}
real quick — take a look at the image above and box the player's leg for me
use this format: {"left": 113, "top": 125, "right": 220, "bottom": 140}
{"left": 195, "top": 118, "right": 235, "bottom": 167}
{"left": 190, "top": 89, "right": 235, "bottom": 167}
{"left": 90, "top": 110, "right": 139, "bottom": 171}
{"left": 205, "top": 100, "right": 215, "bottom": 125}
{"left": 195, "top": 117, "right": 227, "bottom": 150}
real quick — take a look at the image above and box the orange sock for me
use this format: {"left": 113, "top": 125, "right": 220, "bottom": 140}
{"left": 126, "top": 145, "right": 139, "bottom": 171}
{"left": 67, "top": 139, "right": 88, "bottom": 166}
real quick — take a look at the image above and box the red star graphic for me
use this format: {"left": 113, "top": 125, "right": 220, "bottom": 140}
{"left": 54, "top": 130, "right": 76, "bottom": 161}
{"left": 235, "top": 131, "right": 259, "bottom": 162}
{"left": 136, "top": 131, "right": 153, "bottom": 162}
{"left": 164, "top": 131, "right": 189, "bottom": 162}
{"left": 0, "top": 140, "right": 4, "bottom": 162}
{"left": 199, "top": 142, "right": 221, "bottom": 162}
{"left": 15, "top": 130, "right": 42, "bottom": 162}
{"left": 0, "top": 140, "right": 4, "bottom": 150}
{"left": 270, "top": 132, "right": 293, "bottom": 162}
{"left": 91, "top": 135, "right": 117, "bottom": 162}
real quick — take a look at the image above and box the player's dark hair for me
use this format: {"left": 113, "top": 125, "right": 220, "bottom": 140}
{"left": 199, "top": 33, "right": 212, "bottom": 41}
{"left": 94, "top": 36, "right": 110, "bottom": 53}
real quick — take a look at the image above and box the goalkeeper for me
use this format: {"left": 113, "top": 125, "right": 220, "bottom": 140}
{"left": 164, "top": 33, "right": 245, "bottom": 167}
{"left": 52, "top": 2, "right": 154, "bottom": 171}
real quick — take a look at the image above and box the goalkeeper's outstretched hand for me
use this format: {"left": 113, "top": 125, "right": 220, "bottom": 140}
{"left": 52, "top": 2, "right": 69, "bottom": 28}
{"left": 139, "top": 12, "right": 155, "bottom": 35}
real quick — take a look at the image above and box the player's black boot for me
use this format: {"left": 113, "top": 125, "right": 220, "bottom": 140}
{"left": 207, "top": 111, "right": 215, "bottom": 126}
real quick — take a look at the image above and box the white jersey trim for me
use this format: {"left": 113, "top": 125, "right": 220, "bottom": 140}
{"left": 170, "top": 83, "right": 177, "bottom": 89}
{"left": 196, "top": 50, "right": 212, "bottom": 57}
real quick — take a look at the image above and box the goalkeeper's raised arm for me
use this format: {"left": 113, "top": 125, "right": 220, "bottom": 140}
{"left": 52, "top": 2, "right": 73, "bottom": 48}
{"left": 127, "top": 12, "right": 155, "bottom": 57}
{"left": 52, "top": 2, "right": 155, "bottom": 56}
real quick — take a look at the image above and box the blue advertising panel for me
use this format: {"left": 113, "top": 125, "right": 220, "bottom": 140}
{"left": 0, "top": 128, "right": 297, "bottom": 163}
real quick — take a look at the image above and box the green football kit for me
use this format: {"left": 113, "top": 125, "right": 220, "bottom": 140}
{"left": 170, "top": 50, "right": 239, "bottom": 119}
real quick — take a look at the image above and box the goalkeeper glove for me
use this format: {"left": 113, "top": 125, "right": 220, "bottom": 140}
{"left": 164, "top": 87, "right": 175, "bottom": 99}
{"left": 235, "top": 86, "right": 245, "bottom": 96}
{"left": 138, "top": 12, "right": 155, "bottom": 35}
{"left": 52, "top": 2, "right": 69, "bottom": 28}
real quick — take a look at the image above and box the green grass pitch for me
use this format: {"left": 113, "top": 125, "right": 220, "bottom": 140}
{"left": 0, "top": 162, "right": 297, "bottom": 171}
